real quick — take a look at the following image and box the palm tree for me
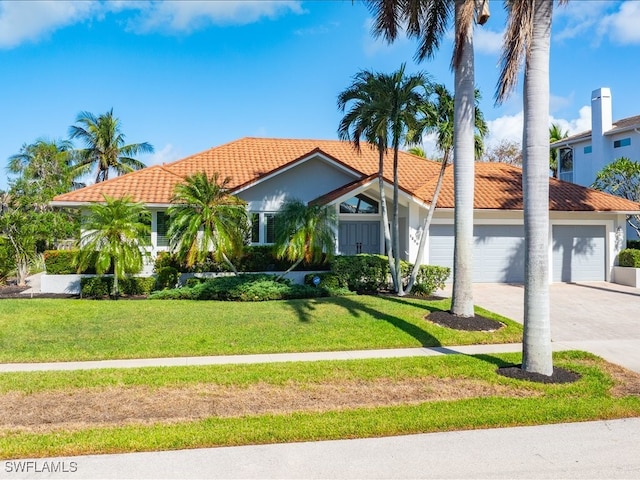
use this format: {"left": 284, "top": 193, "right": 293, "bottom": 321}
{"left": 338, "top": 69, "right": 397, "bottom": 290}
{"left": 74, "top": 196, "right": 150, "bottom": 297}
{"left": 549, "top": 123, "right": 568, "bottom": 178}
{"left": 167, "top": 172, "right": 249, "bottom": 274}
{"left": 402, "top": 83, "right": 487, "bottom": 295}
{"left": 7, "top": 138, "right": 80, "bottom": 201}
{"left": 338, "top": 64, "right": 429, "bottom": 294}
{"left": 366, "top": 0, "right": 490, "bottom": 316}
{"left": 496, "top": 0, "right": 558, "bottom": 376}
{"left": 273, "top": 199, "right": 338, "bottom": 281}
{"left": 69, "top": 109, "right": 154, "bottom": 183}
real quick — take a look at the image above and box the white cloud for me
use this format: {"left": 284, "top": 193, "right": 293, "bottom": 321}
{"left": 599, "top": 1, "right": 640, "bottom": 45}
{"left": 130, "top": 1, "right": 304, "bottom": 34}
{"left": 550, "top": 106, "right": 592, "bottom": 136}
{"left": 554, "top": 0, "right": 611, "bottom": 42}
{"left": 486, "top": 112, "right": 524, "bottom": 147}
{"left": 474, "top": 27, "right": 503, "bottom": 55}
{"left": 0, "top": 0, "right": 304, "bottom": 49}
{"left": 484, "top": 105, "right": 592, "bottom": 151}
{"left": 0, "top": 0, "right": 99, "bottom": 49}
{"left": 143, "top": 144, "right": 182, "bottom": 167}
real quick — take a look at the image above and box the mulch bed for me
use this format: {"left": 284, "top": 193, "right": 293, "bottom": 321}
{"left": 497, "top": 365, "right": 582, "bottom": 384}
{"left": 427, "top": 310, "right": 504, "bottom": 332}
{"left": 0, "top": 284, "right": 77, "bottom": 300}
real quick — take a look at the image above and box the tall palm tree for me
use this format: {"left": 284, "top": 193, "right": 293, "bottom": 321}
{"left": 366, "top": 0, "right": 490, "bottom": 316}
{"left": 337, "top": 65, "right": 429, "bottom": 293}
{"left": 273, "top": 199, "right": 338, "bottom": 281}
{"left": 403, "top": 83, "right": 487, "bottom": 295}
{"left": 549, "top": 123, "right": 568, "bottom": 178}
{"left": 496, "top": 0, "right": 558, "bottom": 376}
{"left": 69, "top": 109, "right": 153, "bottom": 183}
{"left": 74, "top": 196, "right": 150, "bottom": 297}
{"left": 167, "top": 172, "right": 249, "bottom": 274}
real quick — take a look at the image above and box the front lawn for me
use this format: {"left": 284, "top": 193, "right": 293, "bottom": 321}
{"left": 1, "top": 351, "right": 639, "bottom": 459}
{"left": 0, "top": 296, "right": 522, "bottom": 363}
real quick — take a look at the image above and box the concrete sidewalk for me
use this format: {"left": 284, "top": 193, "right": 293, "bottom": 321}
{"left": 4, "top": 418, "right": 640, "bottom": 479}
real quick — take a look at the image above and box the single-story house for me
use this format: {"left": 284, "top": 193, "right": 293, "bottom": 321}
{"left": 52, "top": 137, "right": 640, "bottom": 284}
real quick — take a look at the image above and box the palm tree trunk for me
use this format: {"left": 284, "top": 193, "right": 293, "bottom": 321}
{"left": 221, "top": 252, "right": 239, "bottom": 276}
{"left": 403, "top": 151, "right": 450, "bottom": 295}
{"left": 450, "top": 0, "right": 476, "bottom": 317}
{"left": 112, "top": 258, "right": 119, "bottom": 298}
{"left": 392, "top": 144, "right": 402, "bottom": 295}
{"left": 522, "top": 0, "right": 553, "bottom": 376}
{"left": 378, "top": 146, "right": 397, "bottom": 291}
{"left": 276, "top": 257, "right": 304, "bottom": 282}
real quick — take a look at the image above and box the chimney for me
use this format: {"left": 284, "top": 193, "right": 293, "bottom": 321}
{"left": 589, "top": 88, "right": 612, "bottom": 186}
{"left": 591, "top": 88, "right": 612, "bottom": 137}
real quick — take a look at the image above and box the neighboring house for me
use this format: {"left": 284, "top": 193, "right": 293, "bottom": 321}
{"left": 52, "top": 137, "right": 640, "bottom": 284}
{"left": 551, "top": 87, "right": 640, "bottom": 239}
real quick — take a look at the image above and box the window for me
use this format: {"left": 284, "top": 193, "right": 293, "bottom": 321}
{"left": 583, "top": 145, "right": 592, "bottom": 154}
{"left": 250, "top": 212, "right": 277, "bottom": 244}
{"left": 157, "top": 211, "right": 170, "bottom": 247}
{"left": 614, "top": 138, "right": 631, "bottom": 148}
{"left": 340, "top": 194, "right": 379, "bottom": 214}
{"left": 559, "top": 148, "right": 573, "bottom": 182}
{"left": 140, "top": 212, "right": 151, "bottom": 244}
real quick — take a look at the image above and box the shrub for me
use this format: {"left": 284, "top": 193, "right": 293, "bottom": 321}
{"left": 150, "top": 274, "right": 332, "bottom": 301}
{"left": 331, "top": 255, "right": 390, "bottom": 293}
{"left": 44, "top": 250, "right": 82, "bottom": 274}
{"left": 80, "top": 277, "right": 112, "bottom": 298}
{"left": 80, "top": 276, "right": 156, "bottom": 298}
{"left": 155, "top": 266, "right": 180, "bottom": 290}
{"left": 304, "top": 272, "right": 347, "bottom": 290}
{"left": 406, "top": 265, "right": 450, "bottom": 297}
{"left": 619, "top": 249, "right": 640, "bottom": 268}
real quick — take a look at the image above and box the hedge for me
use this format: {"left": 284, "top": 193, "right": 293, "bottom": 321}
{"left": 44, "top": 250, "right": 142, "bottom": 275}
{"left": 619, "top": 248, "right": 640, "bottom": 268}
{"left": 150, "top": 274, "right": 331, "bottom": 301}
{"left": 80, "top": 276, "right": 156, "bottom": 298}
{"left": 154, "top": 246, "right": 331, "bottom": 274}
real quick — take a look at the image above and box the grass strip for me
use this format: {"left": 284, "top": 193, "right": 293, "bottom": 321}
{"left": 1, "top": 351, "right": 639, "bottom": 459}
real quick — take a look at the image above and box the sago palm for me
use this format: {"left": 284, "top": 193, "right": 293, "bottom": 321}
{"left": 273, "top": 199, "right": 338, "bottom": 281}
{"left": 75, "top": 196, "right": 150, "bottom": 297}
{"left": 167, "top": 172, "right": 248, "bottom": 274}
{"left": 69, "top": 109, "right": 153, "bottom": 183}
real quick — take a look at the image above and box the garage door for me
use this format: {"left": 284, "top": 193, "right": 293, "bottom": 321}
{"left": 429, "top": 225, "right": 525, "bottom": 283}
{"left": 552, "top": 225, "right": 605, "bottom": 282}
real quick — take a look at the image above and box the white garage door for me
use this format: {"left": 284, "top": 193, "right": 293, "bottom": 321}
{"left": 429, "top": 225, "right": 525, "bottom": 283}
{"left": 552, "top": 225, "right": 605, "bottom": 282}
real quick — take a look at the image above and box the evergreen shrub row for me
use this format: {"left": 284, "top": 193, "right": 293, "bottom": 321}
{"left": 619, "top": 248, "right": 640, "bottom": 268}
{"left": 80, "top": 276, "right": 156, "bottom": 298}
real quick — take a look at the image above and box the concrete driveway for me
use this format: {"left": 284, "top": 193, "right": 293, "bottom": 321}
{"left": 440, "top": 281, "right": 640, "bottom": 372}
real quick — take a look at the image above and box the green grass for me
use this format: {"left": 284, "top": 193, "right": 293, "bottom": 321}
{"left": 0, "top": 296, "right": 522, "bottom": 362}
{"left": 1, "top": 351, "right": 639, "bottom": 459}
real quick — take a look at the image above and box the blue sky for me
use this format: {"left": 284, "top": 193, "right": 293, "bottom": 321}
{"left": 2, "top": 0, "right": 640, "bottom": 191}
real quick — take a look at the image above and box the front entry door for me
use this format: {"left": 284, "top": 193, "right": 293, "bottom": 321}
{"left": 339, "top": 221, "right": 380, "bottom": 255}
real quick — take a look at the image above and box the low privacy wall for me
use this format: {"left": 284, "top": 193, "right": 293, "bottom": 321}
{"left": 613, "top": 266, "right": 640, "bottom": 288}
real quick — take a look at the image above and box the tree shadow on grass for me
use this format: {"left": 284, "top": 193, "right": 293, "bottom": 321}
{"left": 283, "top": 295, "right": 441, "bottom": 347}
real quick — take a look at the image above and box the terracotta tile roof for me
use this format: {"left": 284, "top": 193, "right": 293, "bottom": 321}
{"left": 416, "top": 162, "right": 640, "bottom": 212}
{"left": 52, "top": 137, "right": 640, "bottom": 213}
{"left": 52, "top": 165, "right": 184, "bottom": 204}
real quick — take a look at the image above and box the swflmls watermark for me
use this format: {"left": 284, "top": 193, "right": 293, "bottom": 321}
{"left": 4, "top": 460, "right": 78, "bottom": 474}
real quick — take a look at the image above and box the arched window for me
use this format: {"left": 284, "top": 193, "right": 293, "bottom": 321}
{"left": 340, "top": 194, "right": 379, "bottom": 214}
